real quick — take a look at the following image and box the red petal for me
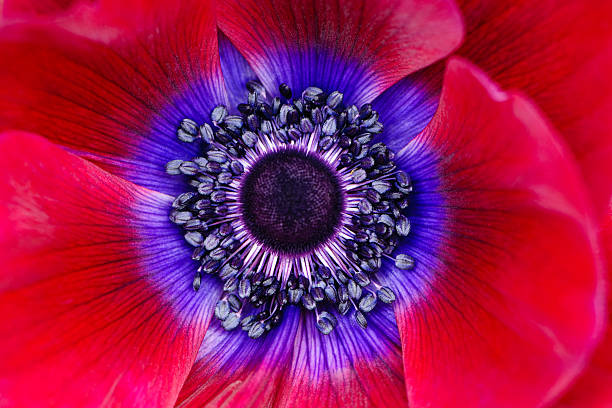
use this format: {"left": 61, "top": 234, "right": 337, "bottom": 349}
{"left": 456, "top": 0, "right": 612, "bottom": 220}
{"left": 177, "top": 308, "right": 407, "bottom": 408}
{"left": 0, "top": 131, "right": 218, "bottom": 407}
{"left": 553, "top": 211, "right": 612, "bottom": 407}
{"left": 217, "top": 0, "right": 463, "bottom": 105}
{"left": 553, "top": 326, "right": 612, "bottom": 407}
{"left": 176, "top": 310, "right": 301, "bottom": 408}
{"left": 0, "top": 0, "right": 227, "bottom": 196}
{"left": 393, "top": 58, "right": 605, "bottom": 408}
{"left": 277, "top": 310, "right": 407, "bottom": 408}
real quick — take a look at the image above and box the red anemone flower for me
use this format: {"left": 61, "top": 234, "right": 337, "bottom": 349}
{"left": 0, "top": 1, "right": 610, "bottom": 408}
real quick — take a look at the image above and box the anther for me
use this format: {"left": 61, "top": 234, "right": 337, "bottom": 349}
{"left": 395, "top": 254, "right": 415, "bottom": 270}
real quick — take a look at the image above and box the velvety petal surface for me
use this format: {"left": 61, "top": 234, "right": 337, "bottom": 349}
{"left": 0, "top": 131, "right": 219, "bottom": 407}
{"left": 390, "top": 58, "right": 605, "bottom": 408}
{"left": 0, "top": 0, "right": 228, "bottom": 197}
{"left": 217, "top": 0, "right": 463, "bottom": 106}
{"left": 456, "top": 0, "right": 612, "bottom": 220}
{"left": 553, "top": 208, "right": 612, "bottom": 408}
{"left": 553, "top": 319, "right": 612, "bottom": 407}
{"left": 176, "top": 306, "right": 407, "bottom": 408}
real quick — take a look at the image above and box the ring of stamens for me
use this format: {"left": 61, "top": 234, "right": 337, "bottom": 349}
{"left": 167, "top": 81, "right": 415, "bottom": 338}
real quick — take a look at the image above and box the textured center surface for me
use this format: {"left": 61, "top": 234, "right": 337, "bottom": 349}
{"left": 241, "top": 150, "right": 343, "bottom": 254}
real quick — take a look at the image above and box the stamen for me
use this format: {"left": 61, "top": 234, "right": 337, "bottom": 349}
{"left": 167, "top": 81, "right": 415, "bottom": 338}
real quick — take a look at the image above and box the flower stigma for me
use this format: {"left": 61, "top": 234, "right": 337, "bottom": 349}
{"left": 166, "top": 81, "right": 415, "bottom": 338}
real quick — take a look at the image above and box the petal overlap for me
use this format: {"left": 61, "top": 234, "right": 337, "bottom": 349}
{"left": 553, "top": 209, "right": 612, "bottom": 408}
{"left": 217, "top": 31, "right": 260, "bottom": 109}
{"left": 176, "top": 309, "right": 301, "bottom": 408}
{"left": 390, "top": 58, "right": 605, "bottom": 408}
{"left": 456, "top": 0, "right": 612, "bottom": 220}
{"left": 372, "top": 61, "right": 445, "bottom": 151}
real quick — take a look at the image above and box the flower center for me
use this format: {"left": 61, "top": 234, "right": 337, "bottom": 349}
{"left": 166, "top": 81, "right": 415, "bottom": 338}
{"left": 240, "top": 150, "right": 344, "bottom": 254}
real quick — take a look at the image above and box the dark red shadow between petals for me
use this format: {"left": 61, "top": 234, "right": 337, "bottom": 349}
{"left": 2, "top": 0, "right": 88, "bottom": 19}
